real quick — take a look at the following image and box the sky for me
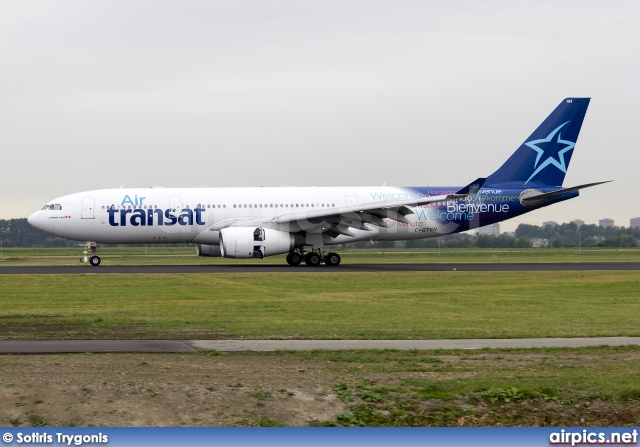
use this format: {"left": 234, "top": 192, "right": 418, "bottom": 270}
{"left": 1, "top": 0, "right": 639, "bottom": 231}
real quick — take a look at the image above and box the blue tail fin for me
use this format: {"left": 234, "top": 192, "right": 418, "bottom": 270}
{"left": 484, "top": 98, "right": 590, "bottom": 188}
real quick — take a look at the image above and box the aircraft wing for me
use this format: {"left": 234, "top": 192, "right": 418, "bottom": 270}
{"left": 262, "top": 193, "right": 466, "bottom": 237}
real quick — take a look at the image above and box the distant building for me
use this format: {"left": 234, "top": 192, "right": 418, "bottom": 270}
{"left": 599, "top": 218, "right": 614, "bottom": 228}
{"left": 542, "top": 221, "right": 558, "bottom": 228}
{"left": 531, "top": 238, "right": 549, "bottom": 248}
{"left": 476, "top": 223, "right": 500, "bottom": 236}
{"left": 571, "top": 219, "right": 585, "bottom": 228}
{"left": 631, "top": 217, "right": 640, "bottom": 228}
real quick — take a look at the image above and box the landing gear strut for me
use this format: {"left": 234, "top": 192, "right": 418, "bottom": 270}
{"left": 83, "top": 242, "right": 101, "bottom": 267}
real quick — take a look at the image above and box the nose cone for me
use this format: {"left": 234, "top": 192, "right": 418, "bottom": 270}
{"left": 27, "top": 211, "right": 41, "bottom": 229}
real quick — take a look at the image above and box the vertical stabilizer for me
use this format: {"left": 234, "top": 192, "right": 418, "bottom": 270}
{"left": 484, "top": 98, "right": 590, "bottom": 188}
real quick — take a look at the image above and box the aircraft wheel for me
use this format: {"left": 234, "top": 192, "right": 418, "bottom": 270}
{"left": 324, "top": 252, "right": 341, "bottom": 266}
{"left": 304, "top": 252, "right": 322, "bottom": 266}
{"left": 286, "top": 252, "right": 302, "bottom": 266}
{"left": 89, "top": 255, "right": 101, "bottom": 267}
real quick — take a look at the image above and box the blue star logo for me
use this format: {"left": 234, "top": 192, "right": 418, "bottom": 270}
{"left": 525, "top": 121, "right": 575, "bottom": 185}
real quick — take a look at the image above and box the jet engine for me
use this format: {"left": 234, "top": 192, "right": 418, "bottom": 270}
{"left": 195, "top": 243, "right": 222, "bottom": 257}
{"left": 219, "top": 227, "right": 294, "bottom": 259}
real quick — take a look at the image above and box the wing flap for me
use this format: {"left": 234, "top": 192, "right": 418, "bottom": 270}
{"left": 271, "top": 193, "right": 465, "bottom": 236}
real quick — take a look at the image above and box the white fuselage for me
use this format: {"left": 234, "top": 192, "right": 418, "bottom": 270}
{"left": 28, "top": 186, "right": 462, "bottom": 246}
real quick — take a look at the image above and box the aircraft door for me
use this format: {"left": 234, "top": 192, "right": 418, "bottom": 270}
{"left": 81, "top": 197, "right": 95, "bottom": 219}
{"left": 345, "top": 194, "right": 358, "bottom": 207}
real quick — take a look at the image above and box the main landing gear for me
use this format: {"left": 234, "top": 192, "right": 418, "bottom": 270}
{"left": 286, "top": 250, "right": 341, "bottom": 267}
{"left": 82, "top": 242, "right": 101, "bottom": 267}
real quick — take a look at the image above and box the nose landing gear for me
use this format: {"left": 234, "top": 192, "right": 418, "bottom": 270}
{"left": 82, "top": 242, "right": 101, "bottom": 267}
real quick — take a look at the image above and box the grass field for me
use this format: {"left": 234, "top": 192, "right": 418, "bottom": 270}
{"left": 1, "top": 246, "right": 640, "bottom": 266}
{"left": 1, "top": 271, "right": 638, "bottom": 340}
{"left": 1, "top": 248, "right": 639, "bottom": 427}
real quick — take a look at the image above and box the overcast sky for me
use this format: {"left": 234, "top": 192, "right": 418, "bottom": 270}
{"left": 1, "top": 0, "right": 638, "bottom": 231}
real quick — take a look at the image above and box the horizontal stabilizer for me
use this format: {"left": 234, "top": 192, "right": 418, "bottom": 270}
{"left": 520, "top": 181, "right": 611, "bottom": 207}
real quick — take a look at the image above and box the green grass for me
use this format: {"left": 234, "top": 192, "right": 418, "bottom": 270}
{"left": 1, "top": 246, "right": 640, "bottom": 266}
{"left": 324, "top": 346, "right": 640, "bottom": 400}
{"left": 0, "top": 271, "right": 638, "bottom": 339}
{"left": 300, "top": 346, "right": 640, "bottom": 426}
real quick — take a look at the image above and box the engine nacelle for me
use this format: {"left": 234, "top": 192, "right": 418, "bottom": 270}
{"left": 196, "top": 243, "right": 222, "bottom": 257}
{"left": 219, "top": 227, "right": 294, "bottom": 259}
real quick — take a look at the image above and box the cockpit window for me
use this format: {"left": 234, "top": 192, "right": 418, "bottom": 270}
{"left": 41, "top": 204, "right": 62, "bottom": 210}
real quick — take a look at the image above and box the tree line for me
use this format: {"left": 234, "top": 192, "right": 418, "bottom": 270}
{"left": 343, "top": 222, "right": 640, "bottom": 249}
{"left": 0, "top": 218, "right": 69, "bottom": 247}
{"left": 1, "top": 218, "right": 638, "bottom": 249}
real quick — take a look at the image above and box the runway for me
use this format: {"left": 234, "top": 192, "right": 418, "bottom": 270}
{"left": 1, "top": 337, "right": 639, "bottom": 353}
{"left": 1, "top": 262, "right": 640, "bottom": 274}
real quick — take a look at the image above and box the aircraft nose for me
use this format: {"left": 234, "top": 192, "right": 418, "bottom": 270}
{"left": 27, "top": 211, "right": 41, "bottom": 229}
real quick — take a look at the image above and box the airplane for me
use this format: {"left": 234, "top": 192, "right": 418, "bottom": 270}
{"left": 28, "top": 98, "right": 608, "bottom": 267}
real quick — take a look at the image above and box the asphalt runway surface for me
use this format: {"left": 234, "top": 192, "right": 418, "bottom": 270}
{"left": 1, "top": 262, "right": 640, "bottom": 274}
{"left": 1, "top": 338, "right": 640, "bottom": 354}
